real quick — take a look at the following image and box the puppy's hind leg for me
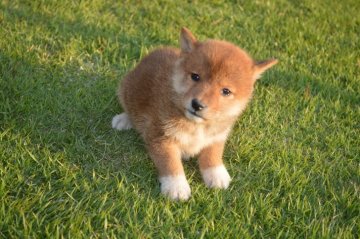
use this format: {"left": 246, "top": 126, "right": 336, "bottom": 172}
{"left": 112, "top": 113, "right": 133, "bottom": 130}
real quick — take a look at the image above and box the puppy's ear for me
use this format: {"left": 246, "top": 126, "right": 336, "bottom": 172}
{"left": 180, "top": 27, "right": 197, "bottom": 53}
{"left": 253, "top": 59, "right": 278, "bottom": 81}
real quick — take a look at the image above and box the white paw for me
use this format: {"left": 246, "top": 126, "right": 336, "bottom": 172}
{"left": 112, "top": 113, "right": 132, "bottom": 130}
{"left": 201, "top": 165, "right": 231, "bottom": 189}
{"left": 159, "top": 175, "right": 191, "bottom": 201}
{"left": 181, "top": 152, "right": 191, "bottom": 161}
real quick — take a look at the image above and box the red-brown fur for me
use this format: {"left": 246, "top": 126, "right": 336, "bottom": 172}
{"left": 113, "top": 28, "right": 277, "bottom": 200}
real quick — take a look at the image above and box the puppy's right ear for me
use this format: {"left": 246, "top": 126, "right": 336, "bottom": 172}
{"left": 180, "top": 27, "right": 197, "bottom": 53}
{"left": 253, "top": 59, "right": 278, "bottom": 81}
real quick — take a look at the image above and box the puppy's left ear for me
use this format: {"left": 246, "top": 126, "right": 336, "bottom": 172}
{"left": 253, "top": 59, "right": 278, "bottom": 81}
{"left": 180, "top": 27, "right": 197, "bottom": 53}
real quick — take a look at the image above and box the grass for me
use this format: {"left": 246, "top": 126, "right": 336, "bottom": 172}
{"left": 0, "top": 0, "right": 359, "bottom": 238}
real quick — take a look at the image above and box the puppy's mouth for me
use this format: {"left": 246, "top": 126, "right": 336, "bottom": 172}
{"left": 185, "top": 109, "right": 205, "bottom": 121}
{"left": 188, "top": 109, "right": 202, "bottom": 117}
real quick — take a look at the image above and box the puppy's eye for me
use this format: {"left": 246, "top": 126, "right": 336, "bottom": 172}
{"left": 191, "top": 73, "right": 200, "bottom": 82}
{"left": 221, "top": 88, "right": 231, "bottom": 96}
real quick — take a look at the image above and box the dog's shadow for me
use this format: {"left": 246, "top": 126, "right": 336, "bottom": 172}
{"left": 1, "top": 4, "right": 168, "bottom": 198}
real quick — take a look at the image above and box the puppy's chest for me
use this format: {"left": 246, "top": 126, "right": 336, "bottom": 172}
{"left": 166, "top": 125, "right": 229, "bottom": 157}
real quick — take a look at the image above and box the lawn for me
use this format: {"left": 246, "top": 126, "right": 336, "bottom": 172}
{"left": 0, "top": 0, "right": 359, "bottom": 238}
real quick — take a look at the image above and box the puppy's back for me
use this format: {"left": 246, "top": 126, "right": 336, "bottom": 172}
{"left": 119, "top": 47, "right": 180, "bottom": 132}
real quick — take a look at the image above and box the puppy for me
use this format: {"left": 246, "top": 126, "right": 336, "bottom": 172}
{"left": 112, "top": 28, "right": 277, "bottom": 200}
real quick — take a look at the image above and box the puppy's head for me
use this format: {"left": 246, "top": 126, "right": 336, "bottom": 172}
{"left": 172, "top": 27, "right": 278, "bottom": 123}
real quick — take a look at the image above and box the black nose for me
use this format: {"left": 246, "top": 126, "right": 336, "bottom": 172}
{"left": 191, "top": 99, "right": 206, "bottom": 112}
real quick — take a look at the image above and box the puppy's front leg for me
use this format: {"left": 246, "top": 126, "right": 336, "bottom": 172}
{"left": 147, "top": 139, "right": 191, "bottom": 200}
{"left": 198, "top": 141, "right": 231, "bottom": 189}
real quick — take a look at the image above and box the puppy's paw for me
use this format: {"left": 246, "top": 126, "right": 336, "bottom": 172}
{"left": 201, "top": 165, "right": 231, "bottom": 189}
{"left": 159, "top": 175, "right": 191, "bottom": 201}
{"left": 112, "top": 113, "right": 132, "bottom": 130}
{"left": 181, "top": 153, "right": 191, "bottom": 161}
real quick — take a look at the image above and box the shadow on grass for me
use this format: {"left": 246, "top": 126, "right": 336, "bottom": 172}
{"left": 1, "top": 2, "right": 167, "bottom": 199}
{"left": 0, "top": 49, "right": 160, "bottom": 197}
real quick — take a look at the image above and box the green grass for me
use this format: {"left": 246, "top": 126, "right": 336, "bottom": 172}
{"left": 0, "top": 0, "right": 359, "bottom": 238}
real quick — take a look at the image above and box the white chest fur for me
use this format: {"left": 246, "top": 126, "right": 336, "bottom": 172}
{"left": 166, "top": 124, "right": 230, "bottom": 158}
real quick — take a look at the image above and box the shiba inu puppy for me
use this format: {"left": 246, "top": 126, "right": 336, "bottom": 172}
{"left": 112, "top": 28, "right": 277, "bottom": 200}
